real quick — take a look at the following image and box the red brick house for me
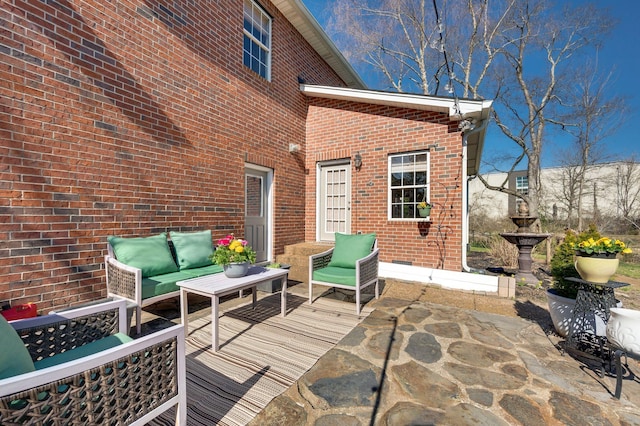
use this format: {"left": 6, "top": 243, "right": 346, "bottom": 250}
{"left": 0, "top": 0, "right": 498, "bottom": 314}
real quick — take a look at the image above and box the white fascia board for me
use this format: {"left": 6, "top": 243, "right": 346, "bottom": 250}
{"left": 300, "top": 85, "right": 493, "bottom": 121}
{"left": 379, "top": 262, "right": 499, "bottom": 293}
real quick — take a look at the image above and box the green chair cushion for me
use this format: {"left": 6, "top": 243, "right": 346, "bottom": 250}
{"left": 327, "top": 233, "right": 376, "bottom": 269}
{"left": 181, "top": 264, "right": 224, "bottom": 278}
{"left": 313, "top": 266, "right": 357, "bottom": 287}
{"left": 0, "top": 315, "right": 36, "bottom": 379}
{"left": 171, "top": 230, "right": 214, "bottom": 270}
{"left": 34, "top": 333, "right": 133, "bottom": 370}
{"left": 108, "top": 233, "right": 178, "bottom": 278}
{"left": 141, "top": 271, "right": 192, "bottom": 300}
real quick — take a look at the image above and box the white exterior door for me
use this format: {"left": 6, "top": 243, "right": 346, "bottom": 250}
{"left": 245, "top": 167, "right": 271, "bottom": 263}
{"left": 318, "top": 162, "right": 351, "bottom": 241}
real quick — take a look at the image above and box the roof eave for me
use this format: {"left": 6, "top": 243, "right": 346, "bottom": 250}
{"left": 300, "top": 84, "right": 493, "bottom": 121}
{"left": 300, "top": 84, "right": 493, "bottom": 176}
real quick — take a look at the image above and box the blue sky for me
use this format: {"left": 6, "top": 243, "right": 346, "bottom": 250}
{"left": 301, "top": 0, "right": 640, "bottom": 171}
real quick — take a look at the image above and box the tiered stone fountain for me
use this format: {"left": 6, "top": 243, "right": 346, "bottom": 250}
{"left": 500, "top": 204, "right": 551, "bottom": 285}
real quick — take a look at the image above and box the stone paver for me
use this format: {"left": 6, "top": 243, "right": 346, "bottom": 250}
{"left": 250, "top": 280, "right": 640, "bottom": 426}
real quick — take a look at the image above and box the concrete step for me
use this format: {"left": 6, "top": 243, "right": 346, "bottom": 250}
{"left": 277, "top": 242, "right": 333, "bottom": 283}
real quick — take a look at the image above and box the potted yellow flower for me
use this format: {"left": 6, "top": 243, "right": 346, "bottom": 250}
{"left": 547, "top": 226, "right": 631, "bottom": 336}
{"left": 210, "top": 234, "right": 256, "bottom": 278}
{"left": 572, "top": 236, "right": 632, "bottom": 283}
{"left": 417, "top": 201, "right": 432, "bottom": 218}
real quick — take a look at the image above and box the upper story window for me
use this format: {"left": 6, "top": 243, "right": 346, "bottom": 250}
{"left": 515, "top": 175, "right": 529, "bottom": 212}
{"left": 389, "top": 151, "right": 430, "bottom": 220}
{"left": 243, "top": 0, "right": 271, "bottom": 80}
{"left": 516, "top": 175, "right": 529, "bottom": 195}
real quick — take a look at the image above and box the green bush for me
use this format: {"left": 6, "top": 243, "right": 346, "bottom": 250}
{"left": 550, "top": 224, "right": 602, "bottom": 298}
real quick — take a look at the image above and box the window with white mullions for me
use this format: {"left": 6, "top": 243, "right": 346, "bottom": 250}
{"left": 324, "top": 168, "right": 347, "bottom": 233}
{"left": 515, "top": 175, "right": 529, "bottom": 212}
{"left": 389, "top": 152, "right": 430, "bottom": 219}
{"left": 243, "top": 0, "right": 271, "bottom": 80}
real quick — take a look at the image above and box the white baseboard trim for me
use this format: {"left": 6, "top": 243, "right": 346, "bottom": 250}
{"left": 379, "top": 262, "right": 499, "bottom": 294}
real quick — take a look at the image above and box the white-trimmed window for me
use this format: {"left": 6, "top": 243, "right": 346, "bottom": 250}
{"left": 515, "top": 175, "right": 529, "bottom": 212}
{"left": 243, "top": 0, "right": 271, "bottom": 80}
{"left": 389, "top": 151, "right": 430, "bottom": 219}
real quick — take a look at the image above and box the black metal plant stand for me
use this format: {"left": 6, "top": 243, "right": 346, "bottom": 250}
{"left": 563, "top": 277, "right": 629, "bottom": 376}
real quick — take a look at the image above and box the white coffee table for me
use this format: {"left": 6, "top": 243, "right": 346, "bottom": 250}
{"left": 177, "top": 266, "right": 289, "bottom": 351}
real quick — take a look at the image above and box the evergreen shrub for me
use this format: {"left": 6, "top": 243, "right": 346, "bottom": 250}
{"left": 550, "top": 224, "right": 601, "bottom": 298}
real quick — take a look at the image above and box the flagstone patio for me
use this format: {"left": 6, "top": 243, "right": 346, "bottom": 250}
{"left": 141, "top": 279, "right": 640, "bottom": 425}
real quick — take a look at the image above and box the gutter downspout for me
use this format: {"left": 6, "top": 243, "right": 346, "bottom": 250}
{"left": 461, "top": 118, "right": 489, "bottom": 272}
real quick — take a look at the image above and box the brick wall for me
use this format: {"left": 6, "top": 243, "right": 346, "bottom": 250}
{"left": 0, "top": 0, "right": 345, "bottom": 312}
{"left": 305, "top": 99, "right": 464, "bottom": 271}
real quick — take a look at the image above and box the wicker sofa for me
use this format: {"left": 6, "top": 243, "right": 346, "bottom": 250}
{"left": 0, "top": 300, "right": 186, "bottom": 425}
{"left": 106, "top": 230, "right": 223, "bottom": 334}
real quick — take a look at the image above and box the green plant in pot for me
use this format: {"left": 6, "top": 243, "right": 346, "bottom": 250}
{"left": 417, "top": 201, "right": 432, "bottom": 218}
{"left": 572, "top": 233, "right": 632, "bottom": 283}
{"left": 550, "top": 226, "right": 601, "bottom": 299}
{"left": 260, "top": 262, "right": 290, "bottom": 293}
{"left": 210, "top": 234, "right": 256, "bottom": 278}
{"left": 210, "top": 234, "right": 257, "bottom": 265}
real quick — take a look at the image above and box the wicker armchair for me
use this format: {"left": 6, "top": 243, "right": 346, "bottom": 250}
{"left": 309, "top": 233, "right": 379, "bottom": 315}
{"left": 105, "top": 252, "right": 162, "bottom": 335}
{"left": 0, "top": 300, "right": 186, "bottom": 425}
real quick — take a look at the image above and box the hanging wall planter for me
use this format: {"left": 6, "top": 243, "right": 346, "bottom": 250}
{"left": 418, "top": 206, "right": 431, "bottom": 217}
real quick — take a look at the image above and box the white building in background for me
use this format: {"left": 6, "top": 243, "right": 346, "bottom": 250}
{"left": 469, "top": 161, "right": 640, "bottom": 221}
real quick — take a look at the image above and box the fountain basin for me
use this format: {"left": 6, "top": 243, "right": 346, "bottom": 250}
{"left": 500, "top": 232, "right": 551, "bottom": 284}
{"left": 500, "top": 232, "right": 551, "bottom": 247}
{"left": 509, "top": 216, "right": 537, "bottom": 233}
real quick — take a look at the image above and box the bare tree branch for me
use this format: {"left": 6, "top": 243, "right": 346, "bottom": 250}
{"left": 327, "top": 0, "right": 615, "bottom": 220}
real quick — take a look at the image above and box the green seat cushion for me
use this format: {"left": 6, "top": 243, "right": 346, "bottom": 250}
{"left": 34, "top": 333, "right": 133, "bottom": 370}
{"left": 140, "top": 266, "right": 224, "bottom": 300}
{"left": 141, "top": 271, "right": 193, "bottom": 300}
{"left": 108, "top": 233, "right": 178, "bottom": 278}
{"left": 313, "top": 266, "right": 357, "bottom": 287}
{"left": 182, "top": 264, "right": 224, "bottom": 278}
{"left": 171, "top": 230, "right": 214, "bottom": 270}
{"left": 0, "top": 315, "right": 36, "bottom": 379}
{"left": 327, "top": 233, "right": 376, "bottom": 269}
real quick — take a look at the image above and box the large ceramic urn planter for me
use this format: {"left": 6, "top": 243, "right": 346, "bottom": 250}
{"left": 546, "top": 288, "right": 622, "bottom": 337}
{"left": 606, "top": 307, "right": 640, "bottom": 355}
{"left": 546, "top": 289, "right": 578, "bottom": 337}
{"left": 574, "top": 253, "right": 619, "bottom": 283}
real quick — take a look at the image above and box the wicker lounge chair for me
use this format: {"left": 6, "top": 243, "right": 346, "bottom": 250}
{"left": 309, "top": 232, "right": 379, "bottom": 315}
{"left": 0, "top": 300, "right": 186, "bottom": 425}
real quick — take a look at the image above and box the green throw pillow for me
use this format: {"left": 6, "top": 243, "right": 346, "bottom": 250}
{"left": 108, "top": 233, "right": 178, "bottom": 278}
{"left": 170, "top": 230, "right": 214, "bottom": 270}
{"left": 0, "top": 314, "right": 36, "bottom": 379}
{"left": 328, "top": 233, "right": 376, "bottom": 269}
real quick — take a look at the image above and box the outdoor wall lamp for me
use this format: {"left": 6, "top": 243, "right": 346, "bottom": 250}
{"left": 354, "top": 152, "right": 362, "bottom": 170}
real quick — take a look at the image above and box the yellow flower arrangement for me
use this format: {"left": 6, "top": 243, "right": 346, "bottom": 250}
{"left": 417, "top": 201, "right": 431, "bottom": 209}
{"left": 210, "top": 234, "right": 257, "bottom": 265}
{"left": 572, "top": 237, "right": 632, "bottom": 256}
